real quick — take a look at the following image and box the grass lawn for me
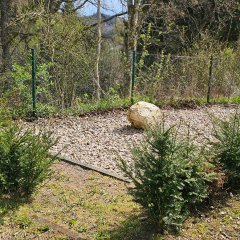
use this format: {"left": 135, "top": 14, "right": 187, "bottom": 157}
{"left": 0, "top": 162, "right": 239, "bottom": 240}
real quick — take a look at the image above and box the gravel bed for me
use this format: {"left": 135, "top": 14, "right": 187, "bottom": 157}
{"left": 27, "top": 105, "right": 238, "bottom": 176}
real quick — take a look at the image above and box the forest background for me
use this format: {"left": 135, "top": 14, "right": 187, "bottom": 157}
{"left": 0, "top": 0, "right": 240, "bottom": 117}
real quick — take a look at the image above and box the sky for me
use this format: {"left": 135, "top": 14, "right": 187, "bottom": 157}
{"left": 80, "top": 0, "right": 127, "bottom": 16}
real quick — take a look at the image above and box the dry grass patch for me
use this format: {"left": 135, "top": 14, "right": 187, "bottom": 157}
{"left": 0, "top": 162, "right": 239, "bottom": 239}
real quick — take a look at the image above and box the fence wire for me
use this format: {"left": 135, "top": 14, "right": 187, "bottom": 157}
{"left": 0, "top": 49, "right": 240, "bottom": 116}
{"left": 133, "top": 52, "right": 240, "bottom": 101}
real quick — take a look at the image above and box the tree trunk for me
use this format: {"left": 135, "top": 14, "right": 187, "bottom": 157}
{"left": 0, "top": 0, "right": 12, "bottom": 71}
{"left": 62, "top": 0, "right": 75, "bottom": 14}
{"left": 95, "top": 0, "right": 101, "bottom": 101}
{"left": 125, "top": 0, "right": 141, "bottom": 97}
{"left": 126, "top": 0, "right": 141, "bottom": 53}
{"left": 44, "top": 0, "right": 62, "bottom": 13}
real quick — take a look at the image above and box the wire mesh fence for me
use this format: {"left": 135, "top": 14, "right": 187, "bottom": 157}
{"left": 135, "top": 53, "right": 210, "bottom": 100}
{"left": 132, "top": 52, "right": 240, "bottom": 102}
{"left": 1, "top": 48, "right": 240, "bottom": 117}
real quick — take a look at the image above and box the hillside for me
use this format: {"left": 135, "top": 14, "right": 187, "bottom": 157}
{"left": 85, "top": 13, "right": 123, "bottom": 38}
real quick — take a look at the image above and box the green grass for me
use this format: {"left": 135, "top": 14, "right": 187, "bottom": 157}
{"left": 151, "top": 96, "right": 240, "bottom": 109}
{"left": 2, "top": 94, "right": 240, "bottom": 119}
{"left": 63, "top": 95, "right": 151, "bottom": 116}
{"left": 64, "top": 95, "right": 240, "bottom": 116}
{"left": 0, "top": 163, "right": 139, "bottom": 239}
{"left": 0, "top": 162, "right": 239, "bottom": 239}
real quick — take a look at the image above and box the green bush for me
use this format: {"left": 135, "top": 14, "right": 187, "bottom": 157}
{"left": 0, "top": 100, "right": 11, "bottom": 128}
{"left": 119, "top": 124, "right": 212, "bottom": 232}
{"left": 210, "top": 112, "right": 240, "bottom": 187}
{"left": 0, "top": 124, "right": 57, "bottom": 195}
{"left": 2, "top": 63, "right": 55, "bottom": 118}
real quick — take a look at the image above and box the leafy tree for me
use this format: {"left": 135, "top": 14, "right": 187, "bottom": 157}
{"left": 139, "top": 0, "right": 240, "bottom": 54}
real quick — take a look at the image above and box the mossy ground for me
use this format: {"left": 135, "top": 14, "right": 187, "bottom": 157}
{"left": 0, "top": 162, "right": 239, "bottom": 239}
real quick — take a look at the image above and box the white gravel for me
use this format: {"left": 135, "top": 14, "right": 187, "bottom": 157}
{"left": 27, "top": 105, "right": 238, "bottom": 176}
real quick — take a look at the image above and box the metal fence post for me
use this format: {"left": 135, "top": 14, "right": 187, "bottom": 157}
{"left": 31, "top": 48, "right": 37, "bottom": 116}
{"left": 207, "top": 55, "right": 213, "bottom": 104}
{"left": 130, "top": 50, "right": 136, "bottom": 105}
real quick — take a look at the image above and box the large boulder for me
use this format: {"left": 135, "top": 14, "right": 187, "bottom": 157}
{"left": 127, "top": 101, "right": 161, "bottom": 129}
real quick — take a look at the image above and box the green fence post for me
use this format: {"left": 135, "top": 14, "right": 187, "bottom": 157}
{"left": 207, "top": 55, "right": 213, "bottom": 104}
{"left": 130, "top": 50, "right": 136, "bottom": 105}
{"left": 31, "top": 48, "right": 37, "bottom": 117}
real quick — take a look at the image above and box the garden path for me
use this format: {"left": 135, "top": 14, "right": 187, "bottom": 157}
{"left": 28, "top": 105, "right": 238, "bottom": 176}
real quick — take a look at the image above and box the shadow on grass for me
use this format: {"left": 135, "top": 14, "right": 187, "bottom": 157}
{"left": 103, "top": 215, "right": 163, "bottom": 240}
{"left": 102, "top": 191, "right": 240, "bottom": 240}
{"left": 0, "top": 195, "right": 32, "bottom": 224}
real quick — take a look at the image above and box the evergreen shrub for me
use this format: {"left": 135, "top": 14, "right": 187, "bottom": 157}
{"left": 0, "top": 124, "right": 57, "bottom": 195}
{"left": 211, "top": 112, "right": 240, "bottom": 188}
{"left": 120, "top": 123, "right": 212, "bottom": 232}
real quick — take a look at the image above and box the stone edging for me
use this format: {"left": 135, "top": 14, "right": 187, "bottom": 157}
{"left": 56, "top": 154, "right": 131, "bottom": 183}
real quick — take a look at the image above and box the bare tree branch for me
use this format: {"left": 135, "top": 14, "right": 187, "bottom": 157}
{"left": 73, "top": 0, "right": 89, "bottom": 12}
{"left": 85, "top": 11, "right": 127, "bottom": 30}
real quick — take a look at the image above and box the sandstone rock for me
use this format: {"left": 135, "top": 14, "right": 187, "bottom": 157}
{"left": 127, "top": 101, "right": 161, "bottom": 129}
